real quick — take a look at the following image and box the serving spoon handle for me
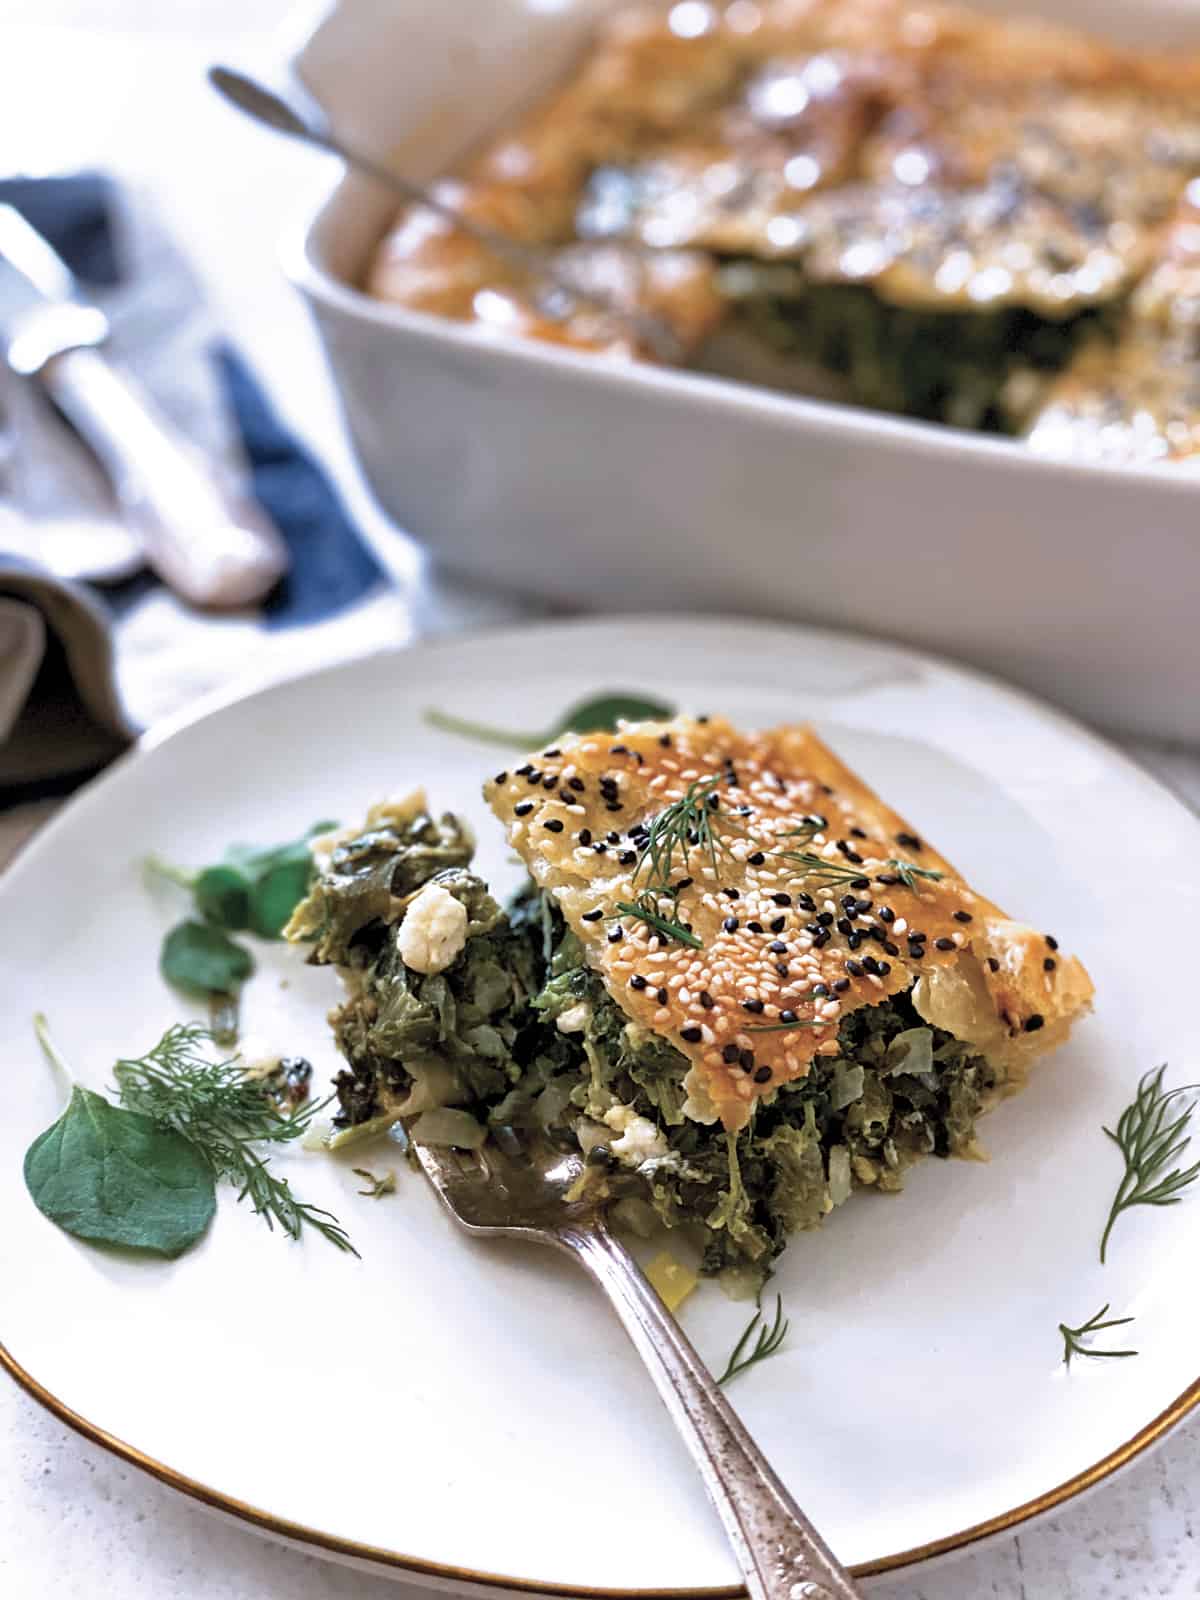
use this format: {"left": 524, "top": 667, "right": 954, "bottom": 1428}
{"left": 207, "top": 67, "right": 682, "bottom": 362}
{"left": 559, "top": 1222, "right": 865, "bottom": 1600}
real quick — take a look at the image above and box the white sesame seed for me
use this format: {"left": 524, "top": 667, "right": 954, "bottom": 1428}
{"left": 892, "top": 917, "right": 907, "bottom": 934}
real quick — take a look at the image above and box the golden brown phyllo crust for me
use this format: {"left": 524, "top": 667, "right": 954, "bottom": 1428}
{"left": 486, "top": 716, "right": 1093, "bottom": 1132}
{"left": 368, "top": 0, "right": 1200, "bottom": 361}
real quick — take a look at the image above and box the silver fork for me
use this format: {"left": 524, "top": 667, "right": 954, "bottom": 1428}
{"left": 414, "top": 1137, "right": 864, "bottom": 1600}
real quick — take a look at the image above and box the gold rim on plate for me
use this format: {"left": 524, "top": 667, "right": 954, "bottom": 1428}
{"left": 3, "top": 1334, "right": 1199, "bottom": 1592}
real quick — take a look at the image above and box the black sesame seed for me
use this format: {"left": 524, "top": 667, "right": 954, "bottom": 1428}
{"left": 658, "top": 734, "right": 672, "bottom": 747}
{"left": 579, "top": 828, "right": 593, "bottom": 845}
{"left": 812, "top": 984, "right": 829, "bottom": 997}
{"left": 769, "top": 940, "right": 788, "bottom": 954}
{"left": 850, "top": 827, "right": 867, "bottom": 839}
{"left": 699, "top": 991, "right": 715, "bottom": 1009}
{"left": 543, "top": 774, "right": 559, "bottom": 790}
{"left": 723, "top": 887, "right": 740, "bottom": 900}
{"left": 753, "top": 1066, "right": 773, "bottom": 1084}
{"left": 543, "top": 818, "right": 564, "bottom": 833}
{"left": 772, "top": 893, "right": 792, "bottom": 907}
{"left": 657, "top": 988, "right": 668, "bottom": 1005}
{"left": 813, "top": 930, "right": 830, "bottom": 949}
{"left": 525, "top": 770, "right": 542, "bottom": 785}
{"left": 896, "top": 832, "right": 922, "bottom": 851}
{"left": 722, "top": 1043, "right": 740, "bottom": 1064}
{"left": 739, "top": 1049, "right": 756, "bottom": 1072}
{"left": 609, "top": 744, "right": 629, "bottom": 756}
{"left": 568, "top": 776, "right": 585, "bottom": 792}
{"left": 847, "top": 932, "right": 862, "bottom": 951}
{"left": 606, "top": 801, "right": 624, "bottom": 813}
{"left": 604, "top": 831, "right": 618, "bottom": 844}
{"left": 608, "top": 928, "right": 624, "bottom": 944}
{"left": 818, "top": 912, "right": 834, "bottom": 927}
{"left": 743, "top": 998, "right": 765, "bottom": 1014}
{"left": 582, "top": 909, "right": 603, "bottom": 922}
{"left": 770, "top": 917, "right": 786, "bottom": 933}
{"left": 837, "top": 918, "right": 853, "bottom": 936}
{"left": 680, "top": 1026, "right": 702, "bottom": 1043}
{"left": 851, "top": 877, "right": 871, "bottom": 890}
{"left": 987, "top": 957, "right": 1000, "bottom": 972}
{"left": 1044, "top": 957, "right": 1057, "bottom": 972}
{"left": 879, "top": 907, "right": 895, "bottom": 924}
{"left": 934, "top": 937, "right": 954, "bottom": 951}
{"left": 878, "top": 961, "right": 891, "bottom": 976}
{"left": 832, "top": 978, "right": 850, "bottom": 993}
{"left": 618, "top": 850, "right": 637, "bottom": 865}
{"left": 723, "top": 917, "right": 740, "bottom": 933}
{"left": 543, "top": 748, "right": 561, "bottom": 758}
{"left": 748, "top": 851, "right": 766, "bottom": 866}
{"left": 630, "top": 975, "right": 647, "bottom": 990}
{"left": 593, "top": 842, "right": 608, "bottom": 853}
{"left": 821, "top": 783, "right": 834, "bottom": 795}
{"left": 910, "top": 930, "right": 926, "bottom": 942}
{"left": 908, "top": 940, "right": 926, "bottom": 957}
{"left": 883, "top": 940, "right": 899, "bottom": 957}
{"left": 953, "top": 910, "right": 972, "bottom": 924}
{"left": 876, "top": 873, "right": 899, "bottom": 886}
{"left": 861, "top": 956, "right": 880, "bottom": 976}
{"left": 776, "top": 963, "right": 790, "bottom": 978}
{"left": 697, "top": 715, "right": 710, "bottom": 724}
{"left": 1025, "top": 1014, "right": 1045, "bottom": 1032}
{"left": 516, "top": 764, "right": 533, "bottom": 777}
{"left": 514, "top": 801, "right": 534, "bottom": 817}
{"left": 845, "top": 959, "right": 863, "bottom": 977}
{"left": 779, "top": 1009, "right": 797, "bottom": 1024}
{"left": 840, "top": 894, "right": 858, "bottom": 911}
{"left": 675, "top": 877, "right": 693, "bottom": 891}
{"left": 797, "top": 893, "right": 816, "bottom": 912}
{"left": 747, "top": 921, "right": 764, "bottom": 934}
{"left": 494, "top": 771, "right": 508, "bottom": 784}
{"left": 1045, "top": 934, "right": 1059, "bottom": 950}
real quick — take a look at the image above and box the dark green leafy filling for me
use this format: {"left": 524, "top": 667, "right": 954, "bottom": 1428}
{"left": 293, "top": 820, "right": 1001, "bottom": 1285}
{"left": 714, "top": 265, "right": 1123, "bottom": 432}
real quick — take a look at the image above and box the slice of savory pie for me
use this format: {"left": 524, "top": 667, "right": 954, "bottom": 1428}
{"left": 289, "top": 716, "right": 1092, "bottom": 1288}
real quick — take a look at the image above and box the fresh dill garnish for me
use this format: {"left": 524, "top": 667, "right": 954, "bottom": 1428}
{"left": 777, "top": 814, "right": 827, "bottom": 843}
{"left": 352, "top": 1167, "right": 396, "bottom": 1198}
{"left": 885, "top": 858, "right": 945, "bottom": 890}
{"left": 1099, "top": 1065, "right": 1200, "bottom": 1263}
{"left": 1059, "top": 1304, "right": 1138, "bottom": 1368}
{"left": 717, "top": 1295, "right": 790, "bottom": 1386}
{"left": 771, "top": 849, "right": 865, "bottom": 887}
{"left": 615, "top": 893, "right": 704, "bottom": 949}
{"left": 113, "top": 1024, "right": 358, "bottom": 1256}
{"left": 634, "top": 776, "right": 743, "bottom": 892}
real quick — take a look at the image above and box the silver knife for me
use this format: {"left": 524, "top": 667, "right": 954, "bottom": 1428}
{"left": 0, "top": 203, "right": 288, "bottom": 608}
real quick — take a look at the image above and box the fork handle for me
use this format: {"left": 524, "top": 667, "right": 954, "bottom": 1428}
{"left": 559, "top": 1223, "right": 864, "bottom": 1600}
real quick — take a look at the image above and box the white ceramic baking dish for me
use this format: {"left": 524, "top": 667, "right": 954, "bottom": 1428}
{"left": 285, "top": 0, "right": 1200, "bottom": 743}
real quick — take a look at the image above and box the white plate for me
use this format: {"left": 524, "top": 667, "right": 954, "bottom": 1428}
{"left": 3, "top": 616, "right": 1200, "bottom": 1595}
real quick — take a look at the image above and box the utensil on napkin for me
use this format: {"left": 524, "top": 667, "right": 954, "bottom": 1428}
{"left": 0, "top": 203, "right": 288, "bottom": 609}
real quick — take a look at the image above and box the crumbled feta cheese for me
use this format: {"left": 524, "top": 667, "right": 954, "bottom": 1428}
{"left": 604, "top": 1103, "right": 669, "bottom": 1166}
{"left": 397, "top": 882, "right": 468, "bottom": 974}
{"left": 556, "top": 1001, "right": 592, "bottom": 1034}
{"left": 681, "top": 1065, "right": 719, "bottom": 1124}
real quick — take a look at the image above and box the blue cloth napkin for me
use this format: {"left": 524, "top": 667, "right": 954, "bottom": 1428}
{"left": 0, "top": 172, "right": 385, "bottom": 803}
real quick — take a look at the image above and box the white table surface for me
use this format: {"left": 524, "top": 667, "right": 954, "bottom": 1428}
{"left": 5, "top": 6, "right": 1200, "bottom": 1597}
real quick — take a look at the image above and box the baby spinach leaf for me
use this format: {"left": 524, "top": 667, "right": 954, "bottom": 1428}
{"left": 161, "top": 920, "right": 254, "bottom": 996}
{"left": 425, "top": 692, "right": 675, "bottom": 749}
{"left": 24, "top": 1085, "right": 216, "bottom": 1258}
{"left": 148, "top": 822, "right": 337, "bottom": 940}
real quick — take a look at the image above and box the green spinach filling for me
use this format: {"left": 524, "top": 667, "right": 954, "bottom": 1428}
{"left": 714, "top": 264, "right": 1123, "bottom": 432}
{"left": 295, "top": 816, "right": 1001, "bottom": 1285}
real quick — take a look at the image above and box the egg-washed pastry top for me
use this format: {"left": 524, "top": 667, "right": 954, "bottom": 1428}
{"left": 366, "top": 0, "right": 1200, "bottom": 447}
{"left": 291, "top": 713, "right": 1093, "bottom": 1284}
{"left": 486, "top": 715, "right": 1093, "bottom": 1131}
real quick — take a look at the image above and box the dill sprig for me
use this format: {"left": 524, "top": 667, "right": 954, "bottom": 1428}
{"left": 113, "top": 1025, "right": 358, "bottom": 1256}
{"left": 1099, "top": 1065, "right": 1200, "bottom": 1263}
{"left": 717, "top": 1295, "right": 790, "bottom": 1386}
{"left": 615, "top": 892, "right": 703, "bottom": 949}
{"left": 772, "top": 849, "right": 866, "bottom": 887}
{"left": 634, "top": 777, "right": 745, "bottom": 892}
{"left": 1059, "top": 1304, "right": 1138, "bottom": 1368}
{"left": 884, "top": 858, "right": 945, "bottom": 891}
